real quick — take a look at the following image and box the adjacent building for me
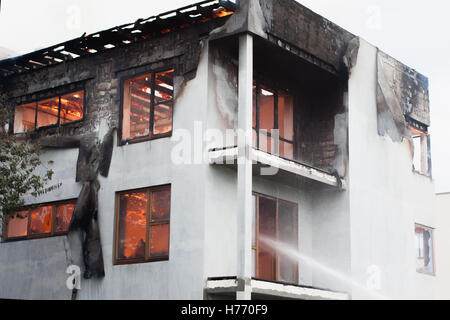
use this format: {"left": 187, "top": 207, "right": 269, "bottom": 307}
{"left": 436, "top": 193, "right": 450, "bottom": 299}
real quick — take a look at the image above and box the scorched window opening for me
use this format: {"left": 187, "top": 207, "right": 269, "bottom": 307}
{"left": 120, "top": 69, "right": 174, "bottom": 144}
{"left": 13, "top": 90, "right": 85, "bottom": 134}
{"left": 252, "top": 80, "right": 295, "bottom": 160}
{"left": 114, "top": 185, "right": 171, "bottom": 265}
{"left": 3, "top": 200, "right": 77, "bottom": 242}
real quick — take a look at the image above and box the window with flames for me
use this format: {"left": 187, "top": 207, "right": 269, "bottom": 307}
{"left": 121, "top": 69, "right": 174, "bottom": 143}
{"left": 115, "top": 185, "right": 171, "bottom": 264}
{"left": 14, "top": 91, "right": 84, "bottom": 133}
{"left": 3, "top": 201, "right": 76, "bottom": 241}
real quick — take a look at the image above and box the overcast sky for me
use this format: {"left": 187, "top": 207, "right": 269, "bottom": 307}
{"left": 1, "top": 0, "right": 449, "bottom": 192}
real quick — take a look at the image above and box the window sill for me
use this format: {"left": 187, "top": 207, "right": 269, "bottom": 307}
{"left": 119, "top": 132, "right": 172, "bottom": 146}
{"left": 413, "top": 170, "right": 432, "bottom": 179}
{"left": 113, "top": 256, "right": 169, "bottom": 265}
{"left": 416, "top": 269, "right": 435, "bottom": 277}
{"left": 2, "top": 233, "right": 69, "bottom": 243}
{"left": 12, "top": 119, "right": 85, "bottom": 137}
{"left": 205, "top": 277, "right": 349, "bottom": 300}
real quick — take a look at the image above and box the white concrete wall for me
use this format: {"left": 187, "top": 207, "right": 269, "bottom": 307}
{"left": 203, "top": 44, "right": 238, "bottom": 280}
{"left": 348, "top": 39, "right": 437, "bottom": 299}
{"left": 311, "top": 186, "right": 351, "bottom": 293}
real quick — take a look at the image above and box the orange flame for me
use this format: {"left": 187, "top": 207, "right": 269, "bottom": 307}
{"left": 213, "top": 8, "right": 234, "bottom": 18}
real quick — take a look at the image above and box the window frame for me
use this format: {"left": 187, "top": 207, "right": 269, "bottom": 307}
{"left": 2, "top": 199, "right": 77, "bottom": 243}
{"left": 407, "top": 120, "right": 431, "bottom": 177}
{"left": 415, "top": 223, "right": 435, "bottom": 276}
{"left": 253, "top": 79, "right": 295, "bottom": 159}
{"left": 119, "top": 67, "right": 174, "bottom": 146}
{"left": 13, "top": 89, "right": 86, "bottom": 134}
{"left": 113, "top": 184, "right": 171, "bottom": 265}
{"left": 252, "top": 192, "right": 299, "bottom": 284}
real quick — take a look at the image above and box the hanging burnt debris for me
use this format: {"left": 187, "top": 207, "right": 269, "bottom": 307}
{"left": 40, "top": 128, "right": 115, "bottom": 278}
{"left": 376, "top": 50, "right": 430, "bottom": 143}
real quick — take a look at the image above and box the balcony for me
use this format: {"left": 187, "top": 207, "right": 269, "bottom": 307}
{"left": 208, "top": 146, "right": 345, "bottom": 189}
{"left": 205, "top": 277, "right": 349, "bottom": 300}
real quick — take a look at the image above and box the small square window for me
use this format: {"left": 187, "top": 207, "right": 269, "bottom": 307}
{"left": 415, "top": 224, "right": 434, "bottom": 275}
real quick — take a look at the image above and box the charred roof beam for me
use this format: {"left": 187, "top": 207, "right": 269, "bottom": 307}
{"left": 0, "top": 0, "right": 236, "bottom": 78}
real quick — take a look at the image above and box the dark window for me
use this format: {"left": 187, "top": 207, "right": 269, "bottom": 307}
{"left": 115, "top": 185, "right": 171, "bottom": 264}
{"left": 14, "top": 91, "right": 84, "bottom": 133}
{"left": 253, "top": 81, "right": 294, "bottom": 159}
{"left": 415, "top": 224, "right": 435, "bottom": 275}
{"left": 3, "top": 200, "right": 76, "bottom": 241}
{"left": 121, "top": 69, "right": 174, "bottom": 144}
{"left": 252, "top": 193, "right": 298, "bottom": 284}
{"left": 410, "top": 125, "right": 430, "bottom": 176}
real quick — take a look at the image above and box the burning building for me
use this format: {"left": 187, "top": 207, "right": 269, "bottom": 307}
{"left": 0, "top": 0, "right": 437, "bottom": 300}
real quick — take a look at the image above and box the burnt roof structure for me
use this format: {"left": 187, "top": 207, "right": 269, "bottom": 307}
{"left": 0, "top": 0, "right": 236, "bottom": 78}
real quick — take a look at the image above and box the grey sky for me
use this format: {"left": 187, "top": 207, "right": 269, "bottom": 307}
{"left": 1, "top": 0, "right": 449, "bottom": 192}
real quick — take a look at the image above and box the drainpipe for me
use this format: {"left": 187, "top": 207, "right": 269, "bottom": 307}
{"left": 236, "top": 32, "right": 253, "bottom": 300}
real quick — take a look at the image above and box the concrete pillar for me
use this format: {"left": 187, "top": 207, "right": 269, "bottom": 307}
{"left": 236, "top": 33, "right": 253, "bottom": 300}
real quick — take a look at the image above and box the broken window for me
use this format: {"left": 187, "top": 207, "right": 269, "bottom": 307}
{"left": 115, "top": 185, "right": 171, "bottom": 264}
{"left": 252, "top": 193, "right": 298, "bottom": 284}
{"left": 410, "top": 125, "right": 430, "bottom": 176}
{"left": 13, "top": 90, "right": 84, "bottom": 134}
{"left": 121, "top": 69, "right": 174, "bottom": 143}
{"left": 252, "top": 81, "right": 294, "bottom": 159}
{"left": 3, "top": 200, "right": 76, "bottom": 241}
{"left": 415, "top": 224, "right": 434, "bottom": 275}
